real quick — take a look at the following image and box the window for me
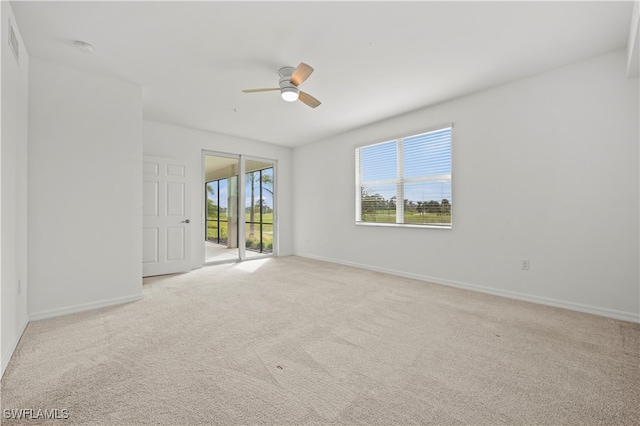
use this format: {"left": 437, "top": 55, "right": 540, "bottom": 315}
{"left": 355, "top": 125, "right": 452, "bottom": 228}
{"left": 206, "top": 178, "right": 231, "bottom": 244}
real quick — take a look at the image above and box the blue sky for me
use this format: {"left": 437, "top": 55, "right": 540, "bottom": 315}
{"left": 359, "top": 127, "right": 452, "bottom": 204}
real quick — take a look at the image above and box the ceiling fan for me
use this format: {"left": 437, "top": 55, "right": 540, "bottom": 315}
{"left": 242, "top": 62, "right": 321, "bottom": 108}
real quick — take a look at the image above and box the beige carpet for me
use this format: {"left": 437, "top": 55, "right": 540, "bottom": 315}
{"left": 1, "top": 256, "right": 639, "bottom": 425}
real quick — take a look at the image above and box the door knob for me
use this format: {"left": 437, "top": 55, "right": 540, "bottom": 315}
{"left": 182, "top": 219, "right": 190, "bottom": 224}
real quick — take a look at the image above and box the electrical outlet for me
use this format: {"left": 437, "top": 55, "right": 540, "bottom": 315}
{"left": 17, "top": 279, "right": 22, "bottom": 295}
{"left": 520, "top": 259, "right": 530, "bottom": 270}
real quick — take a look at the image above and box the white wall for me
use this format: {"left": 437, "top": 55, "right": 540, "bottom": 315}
{"left": 143, "top": 120, "right": 293, "bottom": 267}
{"left": 28, "top": 57, "right": 143, "bottom": 320}
{"left": 1, "top": 2, "right": 29, "bottom": 375}
{"left": 293, "top": 49, "right": 640, "bottom": 322}
{"left": 628, "top": 0, "right": 639, "bottom": 77}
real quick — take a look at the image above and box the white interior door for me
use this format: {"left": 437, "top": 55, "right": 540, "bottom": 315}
{"left": 143, "top": 156, "right": 191, "bottom": 277}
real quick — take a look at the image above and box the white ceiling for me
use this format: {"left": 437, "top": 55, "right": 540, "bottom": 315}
{"left": 10, "top": 1, "right": 635, "bottom": 148}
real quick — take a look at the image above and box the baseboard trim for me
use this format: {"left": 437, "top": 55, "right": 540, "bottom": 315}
{"left": 1, "top": 317, "right": 29, "bottom": 379}
{"left": 28, "top": 293, "right": 145, "bottom": 322}
{"left": 296, "top": 253, "right": 640, "bottom": 324}
{"left": 3, "top": 294, "right": 145, "bottom": 379}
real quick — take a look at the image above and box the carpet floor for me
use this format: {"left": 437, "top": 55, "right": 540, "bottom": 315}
{"left": 1, "top": 256, "right": 639, "bottom": 425}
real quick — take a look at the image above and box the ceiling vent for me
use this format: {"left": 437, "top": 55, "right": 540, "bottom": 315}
{"left": 8, "top": 19, "right": 19, "bottom": 64}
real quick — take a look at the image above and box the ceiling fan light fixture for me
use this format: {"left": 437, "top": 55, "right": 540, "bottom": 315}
{"left": 243, "top": 62, "right": 320, "bottom": 108}
{"left": 281, "top": 87, "right": 299, "bottom": 102}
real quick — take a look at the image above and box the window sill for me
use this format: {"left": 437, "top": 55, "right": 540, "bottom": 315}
{"left": 355, "top": 222, "right": 452, "bottom": 229}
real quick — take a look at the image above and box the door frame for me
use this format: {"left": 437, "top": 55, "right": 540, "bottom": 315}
{"left": 202, "top": 150, "right": 241, "bottom": 265}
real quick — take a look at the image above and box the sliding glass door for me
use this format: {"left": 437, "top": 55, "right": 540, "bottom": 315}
{"left": 203, "top": 153, "right": 277, "bottom": 264}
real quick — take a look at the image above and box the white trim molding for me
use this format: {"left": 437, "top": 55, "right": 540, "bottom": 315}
{"left": 29, "top": 293, "right": 144, "bottom": 322}
{"left": 1, "top": 318, "right": 29, "bottom": 378}
{"left": 296, "top": 253, "right": 640, "bottom": 324}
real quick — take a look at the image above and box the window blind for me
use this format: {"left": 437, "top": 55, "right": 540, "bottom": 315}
{"left": 355, "top": 126, "right": 452, "bottom": 227}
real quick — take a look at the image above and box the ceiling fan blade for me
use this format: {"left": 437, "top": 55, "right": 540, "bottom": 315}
{"left": 242, "top": 88, "right": 280, "bottom": 93}
{"left": 299, "top": 91, "right": 321, "bottom": 108}
{"left": 290, "top": 62, "right": 314, "bottom": 86}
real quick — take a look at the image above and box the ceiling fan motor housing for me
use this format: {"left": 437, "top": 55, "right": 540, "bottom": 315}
{"left": 278, "top": 66, "right": 296, "bottom": 79}
{"left": 278, "top": 66, "right": 299, "bottom": 101}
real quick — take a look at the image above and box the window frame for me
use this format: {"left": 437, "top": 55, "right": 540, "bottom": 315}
{"left": 355, "top": 123, "right": 453, "bottom": 229}
{"left": 205, "top": 178, "right": 230, "bottom": 244}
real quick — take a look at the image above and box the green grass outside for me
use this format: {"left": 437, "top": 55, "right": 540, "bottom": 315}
{"left": 246, "top": 223, "right": 273, "bottom": 252}
{"left": 207, "top": 221, "right": 228, "bottom": 241}
{"left": 244, "top": 212, "right": 273, "bottom": 223}
{"left": 362, "top": 210, "right": 451, "bottom": 224}
{"left": 207, "top": 218, "right": 273, "bottom": 252}
{"left": 208, "top": 212, "right": 273, "bottom": 224}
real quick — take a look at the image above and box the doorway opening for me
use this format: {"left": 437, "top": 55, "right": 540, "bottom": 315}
{"left": 203, "top": 153, "right": 276, "bottom": 264}
{"left": 204, "top": 154, "right": 240, "bottom": 263}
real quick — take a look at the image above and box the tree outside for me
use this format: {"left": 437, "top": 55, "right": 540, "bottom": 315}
{"left": 361, "top": 190, "right": 451, "bottom": 225}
